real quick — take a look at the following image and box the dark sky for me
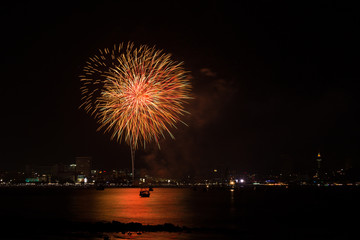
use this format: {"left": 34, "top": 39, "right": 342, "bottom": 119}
{"left": 1, "top": 1, "right": 359, "bottom": 176}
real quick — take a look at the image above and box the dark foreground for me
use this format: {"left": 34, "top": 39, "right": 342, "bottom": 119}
{"left": 0, "top": 186, "right": 359, "bottom": 239}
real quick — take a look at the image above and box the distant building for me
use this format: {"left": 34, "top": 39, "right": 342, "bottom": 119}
{"left": 56, "top": 163, "right": 76, "bottom": 183}
{"left": 68, "top": 164, "right": 76, "bottom": 172}
{"left": 315, "top": 152, "right": 322, "bottom": 180}
{"left": 75, "top": 157, "right": 92, "bottom": 182}
{"left": 25, "top": 164, "right": 53, "bottom": 183}
{"left": 316, "top": 152, "right": 322, "bottom": 170}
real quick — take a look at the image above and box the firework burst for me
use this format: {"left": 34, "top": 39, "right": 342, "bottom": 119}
{"left": 80, "top": 43, "right": 191, "bottom": 179}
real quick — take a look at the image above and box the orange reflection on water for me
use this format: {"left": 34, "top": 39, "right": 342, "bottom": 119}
{"left": 80, "top": 188, "right": 191, "bottom": 226}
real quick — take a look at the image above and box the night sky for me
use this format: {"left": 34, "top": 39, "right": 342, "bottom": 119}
{"left": 1, "top": 1, "right": 359, "bottom": 176}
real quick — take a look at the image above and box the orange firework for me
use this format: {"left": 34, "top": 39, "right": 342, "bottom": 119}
{"left": 80, "top": 43, "right": 191, "bottom": 182}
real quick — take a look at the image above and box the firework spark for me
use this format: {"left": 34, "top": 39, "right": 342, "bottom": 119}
{"left": 80, "top": 42, "right": 192, "bottom": 151}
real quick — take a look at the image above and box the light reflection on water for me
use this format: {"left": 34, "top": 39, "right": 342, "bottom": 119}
{"left": 1, "top": 187, "right": 357, "bottom": 239}
{"left": 69, "top": 188, "right": 195, "bottom": 226}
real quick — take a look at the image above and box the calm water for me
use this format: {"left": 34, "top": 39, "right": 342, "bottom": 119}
{"left": 0, "top": 187, "right": 359, "bottom": 239}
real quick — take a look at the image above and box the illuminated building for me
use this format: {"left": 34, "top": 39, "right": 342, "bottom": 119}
{"left": 315, "top": 152, "right": 322, "bottom": 179}
{"left": 76, "top": 157, "right": 92, "bottom": 182}
{"left": 316, "top": 152, "right": 322, "bottom": 170}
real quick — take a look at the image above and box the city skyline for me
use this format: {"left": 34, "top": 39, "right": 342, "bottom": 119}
{"left": 1, "top": 1, "right": 359, "bottom": 176}
{"left": 2, "top": 151, "right": 357, "bottom": 183}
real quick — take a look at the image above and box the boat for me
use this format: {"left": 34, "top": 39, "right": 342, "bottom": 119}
{"left": 139, "top": 188, "right": 150, "bottom": 197}
{"left": 149, "top": 186, "right": 154, "bottom": 191}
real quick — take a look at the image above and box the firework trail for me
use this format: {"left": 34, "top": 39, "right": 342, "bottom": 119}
{"left": 80, "top": 42, "right": 191, "bottom": 182}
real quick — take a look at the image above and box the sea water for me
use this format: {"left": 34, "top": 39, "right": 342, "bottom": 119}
{"left": 0, "top": 186, "right": 358, "bottom": 239}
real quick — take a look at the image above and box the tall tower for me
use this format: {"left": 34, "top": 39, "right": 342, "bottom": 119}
{"left": 316, "top": 152, "right": 322, "bottom": 169}
{"left": 315, "top": 152, "right": 322, "bottom": 179}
